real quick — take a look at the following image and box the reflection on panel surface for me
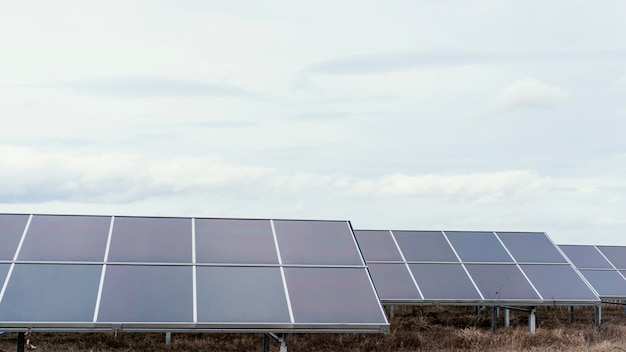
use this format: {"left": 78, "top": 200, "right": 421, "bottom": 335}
{"left": 108, "top": 217, "right": 192, "bottom": 263}
{"left": 559, "top": 245, "right": 613, "bottom": 269}
{"left": 354, "top": 230, "right": 402, "bottom": 262}
{"left": 20, "top": 215, "right": 110, "bottom": 262}
{"left": 98, "top": 265, "right": 193, "bottom": 322}
{"left": 446, "top": 232, "right": 513, "bottom": 263}
{"left": 409, "top": 264, "right": 481, "bottom": 300}
{"left": 394, "top": 231, "right": 457, "bottom": 262}
{"left": 520, "top": 265, "right": 598, "bottom": 301}
{"left": 465, "top": 264, "right": 540, "bottom": 300}
{"left": 195, "top": 219, "right": 278, "bottom": 264}
{"left": 497, "top": 232, "right": 566, "bottom": 263}
{"left": 367, "top": 263, "right": 421, "bottom": 300}
{"left": 275, "top": 220, "right": 362, "bottom": 265}
{"left": 284, "top": 267, "right": 387, "bottom": 324}
{"left": 0, "top": 264, "right": 101, "bottom": 322}
{"left": 0, "top": 214, "right": 29, "bottom": 260}
{"left": 196, "top": 266, "right": 290, "bottom": 323}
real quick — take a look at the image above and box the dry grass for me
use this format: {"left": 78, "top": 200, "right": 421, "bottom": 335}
{"left": 1, "top": 305, "right": 625, "bottom": 351}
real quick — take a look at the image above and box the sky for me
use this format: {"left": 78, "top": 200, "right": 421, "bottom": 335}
{"left": 1, "top": 1, "right": 625, "bottom": 246}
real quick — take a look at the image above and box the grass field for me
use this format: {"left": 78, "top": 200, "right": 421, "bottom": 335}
{"left": 1, "top": 304, "right": 625, "bottom": 351}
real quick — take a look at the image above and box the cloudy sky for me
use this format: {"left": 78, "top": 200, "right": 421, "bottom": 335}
{"left": 1, "top": 1, "right": 625, "bottom": 245}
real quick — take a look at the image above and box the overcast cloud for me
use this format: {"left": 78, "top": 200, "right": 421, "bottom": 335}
{"left": 1, "top": 0, "right": 626, "bottom": 246}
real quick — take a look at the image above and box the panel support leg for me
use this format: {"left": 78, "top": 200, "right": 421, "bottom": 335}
{"left": 279, "top": 334, "right": 287, "bottom": 352}
{"left": 528, "top": 307, "right": 536, "bottom": 334}
{"left": 491, "top": 307, "right": 498, "bottom": 333}
{"left": 165, "top": 332, "right": 171, "bottom": 345}
{"left": 504, "top": 308, "right": 510, "bottom": 328}
{"left": 595, "top": 305, "right": 601, "bottom": 328}
{"left": 568, "top": 306, "right": 574, "bottom": 323}
{"left": 390, "top": 305, "right": 394, "bottom": 318}
{"left": 263, "top": 334, "right": 270, "bottom": 352}
{"left": 17, "top": 332, "right": 25, "bottom": 352}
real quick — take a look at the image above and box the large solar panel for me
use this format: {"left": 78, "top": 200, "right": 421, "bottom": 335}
{"left": 559, "top": 244, "right": 626, "bottom": 300}
{"left": 354, "top": 230, "right": 599, "bottom": 306}
{"left": 0, "top": 214, "right": 389, "bottom": 333}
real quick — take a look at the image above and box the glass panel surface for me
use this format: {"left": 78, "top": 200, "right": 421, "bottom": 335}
{"left": 520, "top": 264, "right": 598, "bottom": 301}
{"left": 275, "top": 220, "right": 362, "bottom": 265}
{"left": 354, "top": 230, "right": 402, "bottom": 262}
{"left": 496, "top": 232, "right": 567, "bottom": 263}
{"left": 367, "top": 263, "right": 421, "bottom": 300}
{"left": 108, "top": 217, "right": 192, "bottom": 263}
{"left": 196, "top": 266, "right": 290, "bottom": 323}
{"left": 0, "top": 264, "right": 10, "bottom": 288}
{"left": 596, "top": 246, "right": 626, "bottom": 269}
{"left": 446, "top": 232, "right": 513, "bottom": 263}
{"left": 580, "top": 270, "right": 626, "bottom": 298}
{"left": 408, "top": 263, "right": 482, "bottom": 300}
{"left": 195, "top": 218, "right": 278, "bottom": 264}
{"left": 559, "top": 245, "right": 613, "bottom": 269}
{"left": 97, "top": 265, "right": 193, "bottom": 322}
{"left": 284, "top": 267, "right": 387, "bottom": 324}
{"left": 0, "top": 214, "right": 29, "bottom": 260}
{"left": 19, "top": 215, "right": 110, "bottom": 262}
{"left": 0, "top": 264, "right": 101, "bottom": 322}
{"left": 465, "top": 264, "right": 540, "bottom": 300}
{"left": 393, "top": 231, "right": 458, "bottom": 262}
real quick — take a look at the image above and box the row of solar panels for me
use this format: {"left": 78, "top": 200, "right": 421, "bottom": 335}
{"left": 0, "top": 213, "right": 624, "bottom": 333}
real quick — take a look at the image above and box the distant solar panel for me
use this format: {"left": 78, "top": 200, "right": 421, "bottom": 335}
{"left": 355, "top": 230, "right": 599, "bottom": 306}
{"left": 559, "top": 244, "right": 626, "bottom": 300}
{"left": 0, "top": 214, "right": 389, "bottom": 333}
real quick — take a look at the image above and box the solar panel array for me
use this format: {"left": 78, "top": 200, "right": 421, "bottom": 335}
{"left": 559, "top": 245, "right": 626, "bottom": 300}
{"left": 0, "top": 214, "right": 389, "bottom": 333}
{"left": 354, "top": 230, "right": 600, "bottom": 306}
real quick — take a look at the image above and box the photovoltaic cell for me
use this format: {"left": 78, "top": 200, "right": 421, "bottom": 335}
{"left": 0, "top": 214, "right": 29, "bottom": 260}
{"left": 558, "top": 245, "right": 613, "bottom": 269}
{"left": 393, "top": 231, "right": 458, "bottom": 262}
{"left": 275, "top": 220, "right": 362, "bottom": 265}
{"left": 196, "top": 266, "right": 290, "bottom": 323}
{"left": 19, "top": 215, "right": 110, "bottom": 262}
{"left": 284, "top": 267, "right": 386, "bottom": 324}
{"left": 497, "top": 232, "right": 567, "bottom": 263}
{"left": 107, "top": 217, "right": 192, "bottom": 263}
{"left": 353, "top": 230, "right": 402, "bottom": 262}
{"left": 520, "top": 264, "right": 598, "bottom": 301}
{"left": 596, "top": 246, "right": 626, "bottom": 270}
{"left": 445, "top": 232, "right": 513, "bottom": 263}
{"left": 97, "top": 265, "right": 193, "bottom": 323}
{"left": 366, "top": 263, "right": 421, "bottom": 300}
{"left": 579, "top": 270, "right": 626, "bottom": 298}
{"left": 195, "top": 218, "right": 278, "bottom": 264}
{"left": 464, "top": 264, "right": 540, "bottom": 300}
{"left": 0, "top": 264, "right": 101, "bottom": 322}
{"left": 408, "top": 263, "right": 482, "bottom": 300}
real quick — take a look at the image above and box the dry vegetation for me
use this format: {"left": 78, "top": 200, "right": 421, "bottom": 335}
{"left": 2, "top": 304, "right": 626, "bottom": 351}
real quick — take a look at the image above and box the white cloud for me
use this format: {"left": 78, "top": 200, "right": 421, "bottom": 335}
{"left": 491, "top": 78, "right": 569, "bottom": 112}
{"left": 346, "top": 170, "right": 548, "bottom": 204}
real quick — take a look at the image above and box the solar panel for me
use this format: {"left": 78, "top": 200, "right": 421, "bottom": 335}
{"left": 354, "top": 230, "right": 599, "bottom": 306}
{"left": 0, "top": 214, "right": 389, "bottom": 333}
{"left": 559, "top": 244, "right": 626, "bottom": 300}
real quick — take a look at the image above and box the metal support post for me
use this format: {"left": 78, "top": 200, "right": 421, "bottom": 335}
{"left": 390, "top": 305, "right": 394, "bottom": 318}
{"left": 263, "top": 334, "right": 270, "bottom": 352}
{"left": 504, "top": 308, "right": 510, "bottom": 328}
{"left": 17, "top": 332, "right": 25, "bottom": 352}
{"left": 568, "top": 306, "right": 574, "bottom": 323}
{"left": 528, "top": 307, "right": 536, "bottom": 334}
{"left": 595, "top": 305, "right": 601, "bottom": 328}
{"left": 491, "top": 307, "right": 498, "bottom": 333}
{"left": 279, "top": 333, "right": 287, "bottom": 352}
{"left": 165, "top": 332, "right": 171, "bottom": 345}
